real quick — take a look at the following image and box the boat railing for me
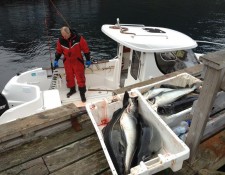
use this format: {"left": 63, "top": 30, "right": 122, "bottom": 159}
{"left": 85, "top": 57, "right": 120, "bottom": 90}
{"left": 195, "top": 40, "right": 225, "bottom": 46}
{"left": 118, "top": 24, "right": 145, "bottom": 27}
{"left": 131, "top": 34, "right": 168, "bottom": 38}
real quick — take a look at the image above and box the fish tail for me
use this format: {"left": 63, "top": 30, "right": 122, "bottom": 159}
{"left": 123, "top": 91, "right": 130, "bottom": 108}
{"left": 191, "top": 82, "right": 201, "bottom": 89}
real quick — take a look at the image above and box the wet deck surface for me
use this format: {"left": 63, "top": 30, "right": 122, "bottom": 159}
{"left": 0, "top": 64, "right": 225, "bottom": 175}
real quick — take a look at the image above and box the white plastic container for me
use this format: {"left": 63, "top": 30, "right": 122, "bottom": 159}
{"left": 86, "top": 89, "right": 190, "bottom": 175}
{"left": 134, "top": 73, "right": 202, "bottom": 128}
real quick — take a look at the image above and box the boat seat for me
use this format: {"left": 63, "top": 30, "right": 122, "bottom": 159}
{"left": 42, "top": 89, "right": 62, "bottom": 110}
{"left": 0, "top": 85, "right": 43, "bottom": 124}
{"left": 156, "top": 53, "right": 176, "bottom": 73}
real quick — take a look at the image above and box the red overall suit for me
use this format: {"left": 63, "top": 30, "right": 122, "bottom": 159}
{"left": 55, "top": 33, "right": 90, "bottom": 90}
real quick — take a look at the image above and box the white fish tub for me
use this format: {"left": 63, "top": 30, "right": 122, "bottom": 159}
{"left": 133, "top": 73, "right": 202, "bottom": 128}
{"left": 86, "top": 89, "right": 190, "bottom": 174}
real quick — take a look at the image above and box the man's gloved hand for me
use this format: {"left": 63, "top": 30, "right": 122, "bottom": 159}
{"left": 53, "top": 60, "right": 59, "bottom": 69}
{"left": 85, "top": 60, "right": 91, "bottom": 68}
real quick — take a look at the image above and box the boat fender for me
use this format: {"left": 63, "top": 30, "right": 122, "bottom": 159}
{"left": 0, "top": 93, "right": 9, "bottom": 116}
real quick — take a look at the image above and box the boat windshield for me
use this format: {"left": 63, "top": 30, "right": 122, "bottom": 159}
{"left": 155, "top": 49, "right": 200, "bottom": 74}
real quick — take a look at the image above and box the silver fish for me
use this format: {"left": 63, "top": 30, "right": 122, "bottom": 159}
{"left": 143, "top": 87, "right": 173, "bottom": 100}
{"left": 120, "top": 96, "right": 139, "bottom": 174}
{"left": 150, "top": 85, "right": 198, "bottom": 106}
{"left": 102, "top": 108, "right": 125, "bottom": 175}
{"left": 102, "top": 91, "right": 136, "bottom": 175}
{"left": 157, "top": 95, "right": 198, "bottom": 115}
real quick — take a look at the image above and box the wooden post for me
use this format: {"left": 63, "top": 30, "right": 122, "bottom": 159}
{"left": 185, "top": 50, "right": 225, "bottom": 163}
{"left": 221, "top": 76, "right": 225, "bottom": 91}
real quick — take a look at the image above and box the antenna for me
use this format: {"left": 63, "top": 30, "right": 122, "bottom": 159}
{"left": 116, "top": 18, "right": 122, "bottom": 32}
{"left": 117, "top": 18, "right": 120, "bottom": 26}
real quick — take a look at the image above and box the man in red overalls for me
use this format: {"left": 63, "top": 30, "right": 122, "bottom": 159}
{"left": 54, "top": 26, "right": 91, "bottom": 102}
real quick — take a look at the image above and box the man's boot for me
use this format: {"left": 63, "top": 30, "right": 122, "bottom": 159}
{"left": 67, "top": 86, "right": 76, "bottom": 98}
{"left": 79, "top": 86, "right": 86, "bottom": 102}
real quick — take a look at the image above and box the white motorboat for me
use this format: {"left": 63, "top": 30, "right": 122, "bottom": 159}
{"left": 0, "top": 19, "right": 201, "bottom": 124}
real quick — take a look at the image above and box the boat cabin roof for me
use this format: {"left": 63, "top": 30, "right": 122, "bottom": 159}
{"left": 101, "top": 24, "right": 197, "bottom": 53}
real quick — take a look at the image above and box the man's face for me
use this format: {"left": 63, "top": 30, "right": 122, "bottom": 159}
{"left": 61, "top": 30, "right": 71, "bottom": 40}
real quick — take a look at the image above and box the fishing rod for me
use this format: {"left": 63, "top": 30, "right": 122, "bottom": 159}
{"left": 49, "top": 0, "right": 71, "bottom": 29}
{"left": 43, "top": 0, "right": 54, "bottom": 73}
{"left": 43, "top": 0, "right": 73, "bottom": 73}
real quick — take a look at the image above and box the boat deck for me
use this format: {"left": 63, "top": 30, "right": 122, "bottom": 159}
{"left": 51, "top": 72, "right": 114, "bottom": 107}
{"left": 0, "top": 64, "right": 225, "bottom": 175}
{"left": 50, "top": 67, "right": 128, "bottom": 108}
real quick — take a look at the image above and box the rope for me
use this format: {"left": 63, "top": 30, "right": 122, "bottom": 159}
{"left": 196, "top": 40, "right": 225, "bottom": 46}
{"left": 49, "top": 0, "right": 71, "bottom": 28}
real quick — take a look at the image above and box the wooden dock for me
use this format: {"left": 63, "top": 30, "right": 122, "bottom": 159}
{"left": 0, "top": 58, "right": 225, "bottom": 174}
{"left": 0, "top": 103, "right": 111, "bottom": 175}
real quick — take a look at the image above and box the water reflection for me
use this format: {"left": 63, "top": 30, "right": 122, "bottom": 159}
{"left": 0, "top": 0, "right": 225, "bottom": 90}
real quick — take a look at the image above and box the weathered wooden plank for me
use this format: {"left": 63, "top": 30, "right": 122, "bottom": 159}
{"left": 49, "top": 150, "right": 110, "bottom": 175}
{"left": 0, "top": 120, "right": 71, "bottom": 153}
{"left": 0, "top": 158, "right": 49, "bottom": 175}
{"left": 186, "top": 66, "right": 225, "bottom": 163}
{"left": 99, "top": 169, "right": 112, "bottom": 175}
{"left": 113, "top": 64, "right": 203, "bottom": 95}
{"left": 221, "top": 76, "right": 225, "bottom": 91}
{"left": 198, "top": 169, "right": 225, "bottom": 175}
{"left": 166, "top": 161, "right": 196, "bottom": 175}
{"left": 171, "top": 129, "right": 225, "bottom": 175}
{"left": 43, "top": 134, "right": 102, "bottom": 172}
{"left": 203, "top": 111, "right": 225, "bottom": 140}
{"left": 0, "top": 118, "right": 95, "bottom": 172}
{"left": 0, "top": 111, "right": 89, "bottom": 153}
{"left": 199, "top": 50, "right": 225, "bottom": 70}
{"left": 180, "top": 131, "right": 225, "bottom": 174}
{"left": 0, "top": 103, "right": 82, "bottom": 143}
{"left": 196, "top": 129, "right": 225, "bottom": 171}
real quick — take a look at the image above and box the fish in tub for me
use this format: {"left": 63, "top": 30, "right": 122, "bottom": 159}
{"left": 86, "top": 91, "right": 190, "bottom": 175}
{"left": 142, "top": 83, "right": 200, "bottom": 114}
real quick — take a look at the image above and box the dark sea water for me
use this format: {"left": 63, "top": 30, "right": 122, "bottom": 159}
{"left": 0, "top": 0, "right": 225, "bottom": 91}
